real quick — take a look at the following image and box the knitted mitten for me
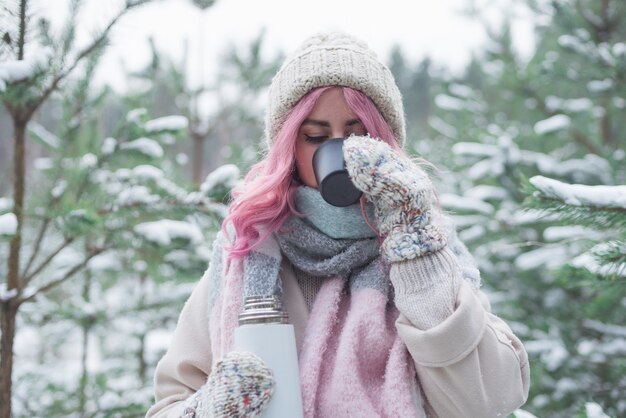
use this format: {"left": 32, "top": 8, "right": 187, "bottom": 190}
{"left": 343, "top": 135, "right": 448, "bottom": 262}
{"left": 344, "top": 135, "right": 464, "bottom": 329}
{"left": 181, "top": 351, "right": 275, "bottom": 418}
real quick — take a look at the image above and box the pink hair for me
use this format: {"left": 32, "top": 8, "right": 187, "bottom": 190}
{"left": 222, "top": 86, "right": 406, "bottom": 259}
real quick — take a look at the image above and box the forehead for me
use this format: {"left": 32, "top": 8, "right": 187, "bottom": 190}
{"left": 306, "top": 87, "right": 356, "bottom": 120}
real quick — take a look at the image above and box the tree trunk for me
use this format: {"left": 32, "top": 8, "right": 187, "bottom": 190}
{"left": 2, "top": 5, "right": 28, "bottom": 412}
{"left": 78, "top": 267, "right": 93, "bottom": 418}
{"left": 0, "top": 300, "right": 18, "bottom": 418}
{"left": 0, "top": 299, "right": 19, "bottom": 418}
{"left": 1, "top": 115, "right": 27, "bottom": 418}
{"left": 138, "top": 273, "right": 147, "bottom": 381}
{"left": 192, "top": 131, "right": 205, "bottom": 186}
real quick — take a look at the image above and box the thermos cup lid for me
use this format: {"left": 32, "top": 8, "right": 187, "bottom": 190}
{"left": 312, "top": 138, "right": 363, "bottom": 207}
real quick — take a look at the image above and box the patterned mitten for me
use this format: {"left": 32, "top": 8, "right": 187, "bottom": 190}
{"left": 344, "top": 135, "right": 448, "bottom": 262}
{"left": 181, "top": 351, "right": 275, "bottom": 418}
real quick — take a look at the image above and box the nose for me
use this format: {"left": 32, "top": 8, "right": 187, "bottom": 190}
{"left": 330, "top": 127, "right": 346, "bottom": 140}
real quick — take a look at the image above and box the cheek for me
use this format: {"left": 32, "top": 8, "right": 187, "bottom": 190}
{"left": 295, "top": 143, "right": 319, "bottom": 187}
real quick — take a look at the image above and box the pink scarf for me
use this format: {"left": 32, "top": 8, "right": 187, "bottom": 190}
{"left": 207, "top": 234, "right": 426, "bottom": 417}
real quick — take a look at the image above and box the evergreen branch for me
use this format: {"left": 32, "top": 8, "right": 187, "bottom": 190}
{"left": 528, "top": 176, "right": 626, "bottom": 210}
{"left": 114, "top": 299, "right": 188, "bottom": 315}
{"left": 59, "top": 0, "right": 83, "bottom": 69}
{"left": 21, "top": 236, "right": 76, "bottom": 287}
{"left": 524, "top": 196, "right": 626, "bottom": 231}
{"left": 17, "top": 0, "right": 27, "bottom": 60}
{"left": 515, "top": 78, "right": 603, "bottom": 155}
{"left": 19, "top": 245, "right": 107, "bottom": 304}
{"left": 20, "top": 216, "right": 52, "bottom": 279}
{"left": 27, "top": 0, "right": 151, "bottom": 117}
{"left": 588, "top": 240, "right": 626, "bottom": 277}
{"left": 20, "top": 165, "right": 69, "bottom": 280}
{"left": 569, "top": 128, "right": 603, "bottom": 156}
{"left": 583, "top": 318, "right": 626, "bottom": 337}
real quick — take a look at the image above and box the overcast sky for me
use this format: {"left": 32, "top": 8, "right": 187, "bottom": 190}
{"left": 38, "top": 0, "right": 537, "bottom": 92}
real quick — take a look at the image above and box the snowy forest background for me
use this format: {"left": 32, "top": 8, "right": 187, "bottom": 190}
{"left": 1, "top": 0, "right": 625, "bottom": 417}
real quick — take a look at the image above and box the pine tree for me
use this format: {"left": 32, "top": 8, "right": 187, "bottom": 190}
{"left": 0, "top": 1, "right": 239, "bottom": 416}
{"left": 415, "top": 0, "right": 626, "bottom": 416}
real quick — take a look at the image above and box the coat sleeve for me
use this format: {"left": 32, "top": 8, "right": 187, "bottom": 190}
{"left": 145, "top": 232, "right": 227, "bottom": 418}
{"left": 391, "top": 250, "right": 530, "bottom": 418}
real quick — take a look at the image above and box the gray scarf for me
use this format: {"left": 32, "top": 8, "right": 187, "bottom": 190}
{"left": 242, "top": 185, "right": 481, "bottom": 302}
{"left": 243, "top": 186, "right": 390, "bottom": 300}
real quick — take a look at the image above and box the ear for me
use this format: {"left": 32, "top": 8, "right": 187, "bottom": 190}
{"left": 292, "top": 165, "right": 303, "bottom": 184}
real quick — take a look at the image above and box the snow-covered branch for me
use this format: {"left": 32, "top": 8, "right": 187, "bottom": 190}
{"left": 529, "top": 176, "right": 626, "bottom": 209}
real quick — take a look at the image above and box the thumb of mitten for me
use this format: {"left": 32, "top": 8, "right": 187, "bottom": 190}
{"left": 199, "top": 351, "right": 275, "bottom": 418}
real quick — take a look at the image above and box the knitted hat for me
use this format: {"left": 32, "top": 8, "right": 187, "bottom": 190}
{"left": 264, "top": 31, "right": 406, "bottom": 149}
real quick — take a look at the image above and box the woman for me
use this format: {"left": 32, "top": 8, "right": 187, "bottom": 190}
{"left": 146, "top": 31, "right": 530, "bottom": 418}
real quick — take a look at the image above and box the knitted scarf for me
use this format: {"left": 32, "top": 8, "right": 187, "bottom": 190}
{"left": 208, "top": 187, "right": 427, "bottom": 417}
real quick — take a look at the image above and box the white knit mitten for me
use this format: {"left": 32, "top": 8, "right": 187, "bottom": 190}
{"left": 343, "top": 135, "right": 447, "bottom": 262}
{"left": 344, "top": 135, "right": 465, "bottom": 329}
{"left": 181, "top": 351, "right": 275, "bottom": 418}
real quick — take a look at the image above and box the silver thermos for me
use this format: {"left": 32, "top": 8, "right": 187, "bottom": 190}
{"left": 234, "top": 295, "right": 304, "bottom": 418}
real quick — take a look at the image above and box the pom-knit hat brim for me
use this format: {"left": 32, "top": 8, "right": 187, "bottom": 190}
{"left": 264, "top": 31, "right": 406, "bottom": 149}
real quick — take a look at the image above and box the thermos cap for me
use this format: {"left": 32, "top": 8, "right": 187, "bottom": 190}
{"left": 238, "top": 295, "right": 290, "bottom": 325}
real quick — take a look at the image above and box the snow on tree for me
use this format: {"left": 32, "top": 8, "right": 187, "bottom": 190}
{"left": 0, "top": 1, "right": 232, "bottom": 417}
{"left": 394, "top": 0, "right": 626, "bottom": 416}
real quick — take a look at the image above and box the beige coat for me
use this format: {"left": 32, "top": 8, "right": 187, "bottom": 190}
{"left": 146, "top": 258, "right": 530, "bottom": 418}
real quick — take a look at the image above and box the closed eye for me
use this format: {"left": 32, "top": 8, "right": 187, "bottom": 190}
{"left": 304, "top": 135, "right": 328, "bottom": 143}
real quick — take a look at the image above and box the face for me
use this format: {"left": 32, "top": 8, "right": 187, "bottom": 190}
{"left": 295, "top": 88, "right": 367, "bottom": 188}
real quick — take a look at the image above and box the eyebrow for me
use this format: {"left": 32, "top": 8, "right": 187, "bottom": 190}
{"left": 301, "top": 118, "right": 362, "bottom": 127}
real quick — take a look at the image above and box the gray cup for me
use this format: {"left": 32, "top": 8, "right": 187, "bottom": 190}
{"left": 312, "top": 138, "right": 362, "bottom": 207}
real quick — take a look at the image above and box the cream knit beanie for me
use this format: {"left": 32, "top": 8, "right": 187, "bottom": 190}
{"left": 264, "top": 31, "right": 406, "bottom": 149}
